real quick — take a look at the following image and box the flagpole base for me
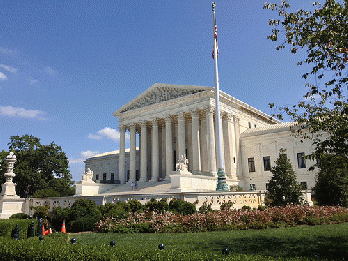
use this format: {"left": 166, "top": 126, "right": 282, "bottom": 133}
{"left": 216, "top": 168, "right": 229, "bottom": 191}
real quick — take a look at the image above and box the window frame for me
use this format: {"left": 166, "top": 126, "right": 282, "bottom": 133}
{"left": 248, "top": 157, "right": 256, "bottom": 172}
{"left": 263, "top": 156, "right": 271, "bottom": 171}
{"left": 297, "top": 152, "right": 306, "bottom": 168}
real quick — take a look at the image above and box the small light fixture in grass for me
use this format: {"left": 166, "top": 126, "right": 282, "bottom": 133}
{"left": 110, "top": 240, "right": 116, "bottom": 247}
{"left": 222, "top": 248, "right": 230, "bottom": 255}
{"left": 158, "top": 244, "right": 164, "bottom": 250}
{"left": 70, "top": 238, "right": 76, "bottom": 244}
{"left": 39, "top": 236, "right": 44, "bottom": 242}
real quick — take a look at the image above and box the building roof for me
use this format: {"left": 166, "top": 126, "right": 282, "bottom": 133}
{"left": 241, "top": 122, "right": 297, "bottom": 136}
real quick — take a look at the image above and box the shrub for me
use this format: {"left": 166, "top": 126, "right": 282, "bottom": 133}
{"left": 220, "top": 201, "right": 233, "bottom": 211}
{"left": 199, "top": 202, "right": 213, "bottom": 213}
{"left": 9, "top": 213, "right": 30, "bottom": 219}
{"left": 128, "top": 199, "right": 143, "bottom": 213}
{"left": 66, "top": 199, "right": 102, "bottom": 232}
{"left": 241, "top": 205, "right": 251, "bottom": 211}
{"left": 0, "top": 219, "right": 37, "bottom": 239}
{"left": 169, "top": 199, "right": 196, "bottom": 215}
{"left": 32, "top": 205, "right": 50, "bottom": 220}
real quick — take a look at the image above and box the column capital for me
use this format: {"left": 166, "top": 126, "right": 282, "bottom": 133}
{"left": 165, "top": 115, "right": 173, "bottom": 123}
{"left": 204, "top": 106, "right": 215, "bottom": 114}
{"left": 118, "top": 125, "right": 126, "bottom": 131}
{"left": 222, "top": 113, "right": 233, "bottom": 121}
{"left": 191, "top": 109, "right": 200, "bottom": 118}
{"left": 177, "top": 111, "right": 185, "bottom": 120}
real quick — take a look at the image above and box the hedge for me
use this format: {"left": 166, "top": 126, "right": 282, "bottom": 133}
{"left": 0, "top": 219, "right": 38, "bottom": 239}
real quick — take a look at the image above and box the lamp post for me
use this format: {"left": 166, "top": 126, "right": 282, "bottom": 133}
{"left": 212, "top": 2, "right": 229, "bottom": 191}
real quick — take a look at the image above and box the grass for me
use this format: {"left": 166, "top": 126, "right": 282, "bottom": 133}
{"left": 69, "top": 223, "right": 348, "bottom": 260}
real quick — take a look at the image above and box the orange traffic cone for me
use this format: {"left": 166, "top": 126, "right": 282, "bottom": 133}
{"left": 61, "top": 219, "right": 66, "bottom": 233}
{"left": 42, "top": 224, "right": 46, "bottom": 236}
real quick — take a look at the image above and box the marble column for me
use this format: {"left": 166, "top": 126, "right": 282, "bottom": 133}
{"left": 206, "top": 108, "right": 217, "bottom": 175}
{"left": 140, "top": 121, "right": 147, "bottom": 182}
{"left": 177, "top": 112, "right": 186, "bottom": 158}
{"left": 191, "top": 110, "right": 201, "bottom": 174}
{"left": 151, "top": 119, "right": 159, "bottom": 182}
{"left": 129, "top": 124, "right": 136, "bottom": 183}
{"left": 165, "top": 116, "right": 173, "bottom": 177}
{"left": 118, "top": 125, "right": 126, "bottom": 184}
{"left": 234, "top": 117, "right": 241, "bottom": 177}
{"left": 222, "top": 114, "right": 236, "bottom": 179}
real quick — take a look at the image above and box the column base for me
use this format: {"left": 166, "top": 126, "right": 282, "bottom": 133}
{"left": 216, "top": 168, "right": 229, "bottom": 191}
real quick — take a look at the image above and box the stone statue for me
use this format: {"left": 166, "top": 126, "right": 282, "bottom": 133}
{"left": 82, "top": 168, "right": 94, "bottom": 182}
{"left": 176, "top": 155, "right": 189, "bottom": 173}
{"left": 1, "top": 151, "right": 19, "bottom": 198}
{"left": 5, "top": 152, "right": 16, "bottom": 182}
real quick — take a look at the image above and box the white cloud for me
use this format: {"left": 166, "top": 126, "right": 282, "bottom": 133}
{"left": 98, "top": 127, "right": 121, "bottom": 141}
{"left": 0, "top": 106, "right": 45, "bottom": 119}
{"left": 68, "top": 150, "right": 100, "bottom": 165}
{"left": 0, "top": 64, "right": 17, "bottom": 73}
{"left": 81, "top": 150, "right": 100, "bottom": 158}
{"left": 44, "top": 66, "right": 56, "bottom": 75}
{"left": 88, "top": 127, "right": 129, "bottom": 142}
{"left": 0, "top": 72, "right": 7, "bottom": 80}
{"left": 88, "top": 133, "right": 103, "bottom": 140}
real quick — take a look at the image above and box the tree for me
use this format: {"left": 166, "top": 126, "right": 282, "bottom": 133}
{"left": 267, "top": 149, "right": 302, "bottom": 206}
{"left": 313, "top": 154, "right": 348, "bottom": 206}
{"left": 265, "top": 1, "right": 348, "bottom": 205}
{"left": 0, "top": 135, "right": 74, "bottom": 198}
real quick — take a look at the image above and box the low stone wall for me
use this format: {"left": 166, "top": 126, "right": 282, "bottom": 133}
{"left": 22, "top": 191, "right": 312, "bottom": 215}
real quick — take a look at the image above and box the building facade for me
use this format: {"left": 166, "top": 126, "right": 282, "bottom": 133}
{"left": 85, "top": 83, "right": 317, "bottom": 191}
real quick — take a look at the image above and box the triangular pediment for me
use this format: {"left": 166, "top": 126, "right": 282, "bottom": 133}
{"left": 114, "top": 83, "right": 212, "bottom": 115}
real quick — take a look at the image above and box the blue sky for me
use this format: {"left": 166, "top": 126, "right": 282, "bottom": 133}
{"left": 0, "top": 0, "right": 314, "bottom": 181}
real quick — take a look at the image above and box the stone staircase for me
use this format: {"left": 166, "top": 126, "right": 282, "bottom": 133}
{"left": 101, "top": 180, "right": 172, "bottom": 195}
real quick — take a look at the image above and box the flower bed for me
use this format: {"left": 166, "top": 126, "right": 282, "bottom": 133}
{"left": 95, "top": 205, "right": 348, "bottom": 233}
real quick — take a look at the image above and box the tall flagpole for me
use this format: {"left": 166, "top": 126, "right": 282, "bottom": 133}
{"left": 212, "top": 2, "right": 229, "bottom": 191}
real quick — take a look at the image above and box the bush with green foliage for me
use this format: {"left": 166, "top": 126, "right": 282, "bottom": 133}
{"left": 169, "top": 198, "right": 196, "bottom": 215}
{"left": 98, "top": 202, "right": 130, "bottom": 220}
{"left": 49, "top": 199, "right": 102, "bottom": 232}
{"left": 313, "top": 154, "right": 348, "bottom": 207}
{"left": 9, "top": 213, "right": 30, "bottom": 219}
{"left": 0, "top": 219, "right": 37, "bottom": 239}
{"left": 267, "top": 149, "right": 302, "bottom": 206}
{"left": 144, "top": 198, "right": 169, "bottom": 213}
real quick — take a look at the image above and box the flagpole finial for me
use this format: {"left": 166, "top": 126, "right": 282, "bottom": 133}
{"left": 212, "top": 2, "right": 216, "bottom": 11}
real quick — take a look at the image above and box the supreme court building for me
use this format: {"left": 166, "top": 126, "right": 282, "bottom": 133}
{"left": 84, "top": 83, "right": 317, "bottom": 191}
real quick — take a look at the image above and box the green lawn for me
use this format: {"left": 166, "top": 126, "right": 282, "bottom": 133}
{"left": 70, "top": 223, "right": 348, "bottom": 260}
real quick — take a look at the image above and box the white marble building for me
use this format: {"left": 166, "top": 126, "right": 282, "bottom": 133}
{"left": 84, "top": 83, "right": 317, "bottom": 191}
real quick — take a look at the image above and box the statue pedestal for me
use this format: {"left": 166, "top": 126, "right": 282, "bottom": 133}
{"left": 1, "top": 181, "right": 20, "bottom": 199}
{"left": 75, "top": 180, "right": 100, "bottom": 196}
{"left": 0, "top": 198, "right": 25, "bottom": 219}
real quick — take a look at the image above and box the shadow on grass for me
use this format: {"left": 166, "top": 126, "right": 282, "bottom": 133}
{"left": 200, "top": 233, "right": 348, "bottom": 260}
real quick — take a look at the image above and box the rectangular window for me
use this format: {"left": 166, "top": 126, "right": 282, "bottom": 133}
{"left": 263, "top": 156, "right": 271, "bottom": 171}
{"left": 248, "top": 122, "right": 251, "bottom": 128}
{"left": 111, "top": 173, "right": 114, "bottom": 181}
{"left": 297, "top": 152, "right": 306, "bottom": 168}
{"left": 233, "top": 157, "right": 236, "bottom": 163}
{"left": 103, "top": 173, "right": 107, "bottom": 181}
{"left": 96, "top": 174, "right": 99, "bottom": 180}
{"left": 248, "top": 157, "right": 256, "bottom": 172}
